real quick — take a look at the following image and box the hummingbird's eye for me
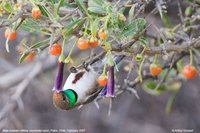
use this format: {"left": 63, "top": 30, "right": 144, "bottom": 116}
{"left": 62, "top": 94, "right": 66, "bottom": 101}
{"left": 70, "top": 67, "right": 77, "bottom": 73}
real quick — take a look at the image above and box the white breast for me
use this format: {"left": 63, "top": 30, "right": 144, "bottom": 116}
{"left": 63, "top": 69, "right": 99, "bottom": 103}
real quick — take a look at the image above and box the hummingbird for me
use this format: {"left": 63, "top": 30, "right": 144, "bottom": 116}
{"left": 52, "top": 55, "right": 124, "bottom": 111}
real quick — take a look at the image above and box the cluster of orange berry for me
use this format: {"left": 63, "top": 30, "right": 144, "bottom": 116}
{"left": 97, "top": 61, "right": 198, "bottom": 88}
{"left": 4, "top": 26, "right": 38, "bottom": 62}
{"left": 4, "top": 6, "right": 63, "bottom": 61}
{"left": 4, "top": 6, "right": 42, "bottom": 40}
{"left": 149, "top": 63, "right": 198, "bottom": 79}
{"left": 77, "top": 29, "right": 107, "bottom": 50}
{"left": 49, "top": 29, "right": 108, "bottom": 57}
{"left": 77, "top": 29, "right": 108, "bottom": 87}
{"left": 4, "top": 6, "right": 42, "bottom": 62}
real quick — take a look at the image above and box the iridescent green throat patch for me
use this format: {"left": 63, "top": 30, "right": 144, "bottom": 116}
{"left": 63, "top": 89, "right": 77, "bottom": 108}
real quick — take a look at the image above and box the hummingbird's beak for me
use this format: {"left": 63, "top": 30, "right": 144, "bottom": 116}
{"left": 53, "top": 91, "right": 71, "bottom": 110}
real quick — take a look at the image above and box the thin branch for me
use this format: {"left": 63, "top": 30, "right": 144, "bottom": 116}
{"left": 0, "top": 11, "right": 24, "bottom": 28}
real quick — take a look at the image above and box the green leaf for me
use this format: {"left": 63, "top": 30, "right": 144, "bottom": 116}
{"left": 88, "top": 0, "right": 107, "bottom": 15}
{"left": 56, "top": 0, "right": 65, "bottom": 14}
{"left": 62, "top": 3, "right": 77, "bottom": 8}
{"left": 50, "top": 0, "right": 58, "bottom": 4}
{"left": 121, "top": 18, "right": 146, "bottom": 37}
{"left": 62, "top": 18, "right": 85, "bottom": 38}
{"left": 162, "top": 13, "right": 173, "bottom": 28}
{"left": 18, "top": 38, "right": 49, "bottom": 63}
{"left": 38, "top": 5, "right": 49, "bottom": 17}
{"left": 31, "top": 38, "right": 50, "bottom": 49}
{"left": 160, "top": 69, "right": 176, "bottom": 80}
{"left": 20, "top": 19, "right": 50, "bottom": 35}
{"left": 88, "top": 7, "right": 107, "bottom": 15}
{"left": 176, "top": 58, "right": 184, "bottom": 73}
{"left": 90, "top": 18, "right": 99, "bottom": 36}
{"left": 88, "top": 0, "right": 104, "bottom": 6}
{"left": 167, "top": 82, "right": 182, "bottom": 92}
{"left": 38, "top": 5, "right": 57, "bottom": 23}
{"left": 19, "top": 53, "right": 29, "bottom": 63}
{"left": 75, "top": 0, "right": 88, "bottom": 15}
{"left": 165, "top": 92, "right": 177, "bottom": 115}
{"left": 58, "top": 0, "right": 65, "bottom": 7}
{"left": 143, "top": 80, "right": 166, "bottom": 95}
{"left": 128, "top": 4, "right": 136, "bottom": 23}
{"left": 139, "top": 36, "right": 148, "bottom": 45}
{"left": 4, "top": 3, "right": 13, "bottom": 12}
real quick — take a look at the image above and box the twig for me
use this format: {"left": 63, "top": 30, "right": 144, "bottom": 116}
{"left": 177, "top": 0, "right": 184, "bottom": 23}
{"left": 0, "top": 11, "right": 24, "bottom": 28}
{"left": 118, "top": 37, "right": 200, "bottom": 55}
{"left": 155, "top": 54, "right": 175, "bottom": 90}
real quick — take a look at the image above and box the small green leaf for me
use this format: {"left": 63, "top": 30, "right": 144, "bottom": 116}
{"left": 121, "top": 18, "right": 146, "bottom": 37}
{"left": 162, "top": 13, "right": 172, "bottom": 28}
{"left": 88, "top": 7, "right": 107, "bottom": 15}
{"left": 88, "top": 0, "right": 104, "bottom": 6}
{"left": 88, "top": 0, "right": 107, "bottom": 15}
{"left": 63, "top": 18, "right": 85, "bottom": 38}
{"left": 176, "top": 58, "right": 184, "bottom": 73}
{"left": 38, "top": 5, "right": 57, "bottom": 23}
{"left": 31, "top": 38, "right": 50, "bottom": 49}
{"left": 167, "top": 82, "right": 182, "bottom": 92}
{"left": 38, "top": 5, "right": 49, "bottom": 17}
{"left": 20, "top": 19, "right": 50, "bottom": 35}
{"left": 75, "top": 0, "right": 88, "bottom": 15}
{"left": 90, "top": 18, "right": 99, "bottom": 36}
{"left": 4, "top": 3, "right": 13, "bottom": 12}
{"left": 143, "top": 80, "right": 166, "bottom": 95}
{"left": 139, "top": 37, "right": 148, "bottom": 45}
{"left": 165, "top": 92, "right": 177, "bottom": 115}
{"left": 185, "top": 6, "right": 194, "bottom": 17}
{"left": 160, "top": 69, "right": 176, "bottom": 80}
{"left": 49, "top": 0, "right": 57, "bottom": 4}
{"left": 62, "top": 3, "right": 77, "bottom": 8}
{"left": 57, "top": 0, "right": 65, "bottom": 14}
{"left": 128, "top": 4, "right": 136, "bottom": 23}
{"left": 19, "top": 53, "right": 29, "bottom": 63}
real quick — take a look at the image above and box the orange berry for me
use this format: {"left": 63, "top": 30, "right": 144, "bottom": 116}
{"left": 26, "top": 51, "right": 36, "bottom": 62}
{"left": 98, "top": 29, "right": 107, "bottom": 40}
{"left": 89, "top": 37, "right": 99, "bottom": 48}
{"left": 77, "top": 38, "right": 89, "bottom": 50}
{"left": 32, "top": 7, "right": 41, "bottom": 19}
{"left": 97, "top": 75, "right": 108, "bottom": 87}
{"left": 49, "top": 43, "right": 62, "bottom": 56}
{"left": 150, "top": 64, "right": 163, "bottom": 76}
{"left": 5, "top": 29, "right": 17, "bottom": 40}
{"left": 183, "top": 65, "right": 198, "bottom": 79}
